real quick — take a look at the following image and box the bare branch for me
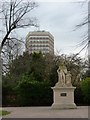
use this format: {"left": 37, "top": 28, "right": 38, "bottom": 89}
{"left": 9, "top": 1, "right": 13, "bottom": 30}
{"left": 70, "top": 43, "right": 88, "bottom": 62}
{"left": 7, "top": 37, "right": 25, "bottom": 43}
{"left": 0, "top": 0, "right": 38, "bottom": 52}
{"left": 4, "top": 12, "right": 8, "bottom": 32}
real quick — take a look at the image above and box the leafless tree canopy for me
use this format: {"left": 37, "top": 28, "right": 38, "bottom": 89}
{"left": 0, "top": 0, "right": 38, "bottom": 74}
{"left": 0, "top": 0, "right": 38, "bottom": 52}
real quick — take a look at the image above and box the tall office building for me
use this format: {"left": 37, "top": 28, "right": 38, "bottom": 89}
{"left": 25, "top": 31, "right": 54, "bottom": 55}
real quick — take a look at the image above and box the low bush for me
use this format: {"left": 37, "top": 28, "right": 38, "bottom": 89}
{"left": 15, "top": 79, "right": 53, "bottom": 106}
{"left": 2, "top": 85, "right": 18, "bottom": 106}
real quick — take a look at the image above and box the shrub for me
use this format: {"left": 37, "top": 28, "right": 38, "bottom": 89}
{"left": 74, "top": 83, "right": 84, "bottom": 105}
{"left": 81, "top": 77, "right": 90, "bottom": 105}
{"left": 16, "top": 79, "right": 53, "bottom": 106}
{"left": 2, "top": 85, "right": 17, "bottom": 106}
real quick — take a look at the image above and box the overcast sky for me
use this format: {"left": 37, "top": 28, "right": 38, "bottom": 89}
{"left": 37, "top": 1, "right": 87, "bottom": 56}
{"left": 0, "top": 0, "right": 88, "bottom": 58}
{"left": 22, "top": 0, "right": 87, "bottom": 57}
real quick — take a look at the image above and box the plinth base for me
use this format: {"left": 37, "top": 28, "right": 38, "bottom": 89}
{"left": 52, "top": 103, "right": 77, "bottom": 109}
{"left": 51, "top": 86, "right": 77, "bottom": 109}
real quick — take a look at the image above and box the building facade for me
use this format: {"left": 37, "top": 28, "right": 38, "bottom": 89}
{"left": 25, "top": 31, "right": 54, "bottom": 55}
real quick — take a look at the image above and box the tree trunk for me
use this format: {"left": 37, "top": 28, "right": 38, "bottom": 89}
{"left": 0, "top": 50, "right": 2, "bottom": 107}
{"left": 88, "top": 1, "right": 90, "bottom": 69}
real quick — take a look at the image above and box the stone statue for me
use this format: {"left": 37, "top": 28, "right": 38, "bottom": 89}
{"left": 66, "top": 71, "right": 72, "bottom": 86}
{"left": 57, "top": 63, "right": 67, "bottom": 86}
{"left": 56, "top": 63, "right": 72, "bottom": 87}
{"left": 52, "top": 63, "right": 76, "bottom": 109}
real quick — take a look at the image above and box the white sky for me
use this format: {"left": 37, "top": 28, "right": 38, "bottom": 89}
{"left": 0, "top": 0, "right": 88, "bottom": 58}
{"left": 23, "top": 0, "right": 88, "bottom": 58}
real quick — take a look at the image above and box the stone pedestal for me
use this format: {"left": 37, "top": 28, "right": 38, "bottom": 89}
{"left": 51, "top": 86, "right": 77, "bottom": 109}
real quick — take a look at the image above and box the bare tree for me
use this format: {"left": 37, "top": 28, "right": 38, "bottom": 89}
{"left": 0, "top": 0, "right": 38, "bottom": 75}
{"left": 2, "top": 37, "right": 24, "bottom": 74}
{"left": 75, "top": 1, "right": 90, "bottom": 69}
{"left": 0, "top": 0, "right": 38, "bottom": 53}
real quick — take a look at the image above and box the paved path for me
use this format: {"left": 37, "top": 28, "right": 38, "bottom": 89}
{"left": 2, "top": 106, "right": 88, "bottom": 118}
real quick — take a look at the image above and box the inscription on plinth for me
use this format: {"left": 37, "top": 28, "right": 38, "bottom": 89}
{"left": 60, "top": 93, "right": 67, "bottom": 96}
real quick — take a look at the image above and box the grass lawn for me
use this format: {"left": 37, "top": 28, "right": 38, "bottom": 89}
{"left": 0, "top": 110, "right": 10, "bottom": 116}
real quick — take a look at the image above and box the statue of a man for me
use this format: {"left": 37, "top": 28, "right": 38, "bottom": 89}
{"left": 57, "top": 63, "right": 67, "bottom": 86}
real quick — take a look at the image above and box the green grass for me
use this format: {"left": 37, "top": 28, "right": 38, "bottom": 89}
{"left": 0, "top": 110, "right": 11, "bottom": 116}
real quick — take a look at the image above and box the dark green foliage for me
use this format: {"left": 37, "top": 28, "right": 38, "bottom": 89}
{"left": 2, "top": 52, "right": 54, "bottom": 106}
{"left": 15, "top": 77, "right": 53, "bottom": 106}
{"left": 29, "top": 53, "right": 46, "bottom": 82}
{"left": 81, "top": 77, "right": 90, "bottom": 105}
{"left": 74, "top": 83, "right": 84, "bottom": 105}
{"left": 8, "top": 52, "right": 32, "bottom": 84}
{"left": 2, "top": 84, "right": 17, "bottom": 106}
{"left": 74, "top": 77, "right": 90, "bottom": 106}
{"left": 2, "top": 52, "right": 88, "bottom": 106}
{"left": 49, "top": 66, "right": 58, "bottom": 86}
{"left": 3, "top": 75, "right": 53, "bottom": 106}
